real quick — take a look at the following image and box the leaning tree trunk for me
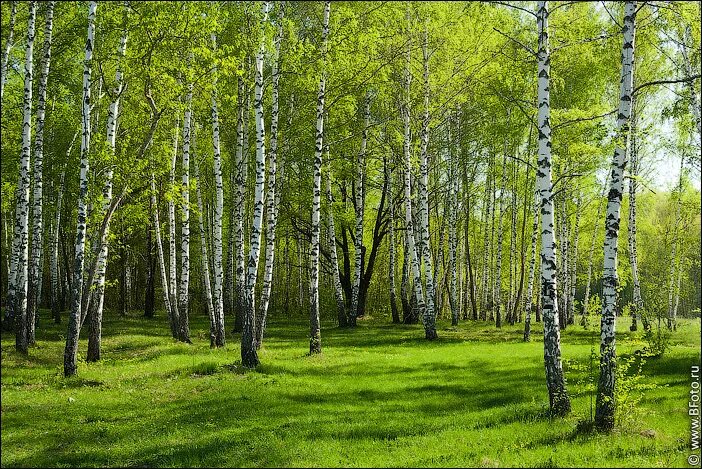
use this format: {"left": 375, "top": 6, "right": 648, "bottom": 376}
{"left": 177, "top": 81, "right": 194, "bottom": 344}
{"left": 12, "top": 1, "right": 36, "bottom": 354}
{"left": 211, "top": 28, "right": 225, "bottom": 347}
{"left": 27, "top": 1, "right": 55, "bottom": 345}
{"left": 535, "top": 0, "right": 571, "bottom": 417}
{"left": 418, "top": 24, "right": 437, "bottom": 340}
{"left": 350, "top": 92, "right": 370, "bottom": 327}
{"left": 0, "top": 1, "right": 16, "bottom": 101}
{"left": 627, "top": 105, "right": 646, "bottom": 331}
{"left": 257, "top": 2, "right": 285, "bottom": 349}
{"left": 667, "top": 154, "right": 684, "bottom": 331}
{"left": 524, "top": 186, "right": 539, "bottom": 341}
{"left": 195, "top": 159, "right": 216, "bottom": 348}
{"left": 595, "top": 0, "right": 636, "bottom": 432}
{"left": 241, "top": 1, "right": 270, "bottom": 368}
{"left": 308, "top": 1, "right": 329, "bottom": 354}
{"left": 64, "top": 1, "right": 95, "bottom": 376}
{"left": 151, "top": 175, "right": 178, "bottom": 338}
{"left": 681, "top": 26, "right": 701, "bottom": 136}
{"left": 87, "top": 15, "right": 128, "bottom": 361}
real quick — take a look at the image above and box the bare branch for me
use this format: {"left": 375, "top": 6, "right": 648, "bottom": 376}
{"left": 633, "top": 74, "right": 701, "bottom": 95}
{"left": 492, "top": 27, "right": 536, "bottom": 56}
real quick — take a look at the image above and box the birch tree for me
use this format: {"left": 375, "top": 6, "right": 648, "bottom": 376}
{"left": 27, "top": 1, "right": 55, "bottom": 345}
{"left": 595, "top": 0, "right": 636, "bottom": 432}
{"left": 11, "top": 1, "right": 36, "bottom": 353}
{"left": 0, "top": 1, "right": 16, "bottom": 101}
{"left": 257, "top": 1, "right": 285, "bottom": 349}
{"left": 195, "top": 158, "right": 216, "bottom": 347}
{"left": 535, "top": 0, "right": 570, "bottom": 416}
{"left": 151, "top": 175, "right": 177, "bottom": 338}
{"left": 178, "top": 80, "right": 194, "bottom": 344}
{"left": 241, "top": 1, "right": 271, "bottom": 368}
{"left": 524, "top": 187, "right": 539, "bottom": 341}
{"left": 211, "top": 23, "right": 225, "bottom": 347}
{"left": 64, "top": 1, "right": 96, "bottom": 375}
{"left": 327, "top": 153, "right": 347, "bottom": 327}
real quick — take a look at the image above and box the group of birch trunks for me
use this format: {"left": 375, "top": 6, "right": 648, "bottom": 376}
{"left": 1, "top": 0, "right": 700, "bottom": 434}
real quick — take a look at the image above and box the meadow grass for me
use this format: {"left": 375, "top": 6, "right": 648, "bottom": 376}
{"left": 1, "top": 310, "right": 700, "bottom": 467}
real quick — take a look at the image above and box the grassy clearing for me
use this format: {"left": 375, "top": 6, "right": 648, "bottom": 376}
{"left": 1, "top": 310, "right": 700, "bottom": 467}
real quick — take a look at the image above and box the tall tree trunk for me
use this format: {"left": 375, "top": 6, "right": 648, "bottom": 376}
{"left": 386, "top": 156, "right": 400, "bottom": 324}
{"left": 27, "top": 1, "right": 55, "bottom": 344}
{"left": 177, "top": 79, "right": 194, "bottom": 344}
{"left": 211, "top": 27, "right": 226, "bottom": 347}
{"left": 151, "top": 175, "right": 178, "bottom": 338}
{"left": 51, "top": 163, "right": 69, "bottom": 323}
{"left": 596, "top": 0, "right": 636, "bottom": 432}
{"left": 308, "top": 1, "right": 329, "bottom": 354}
{"left": 233, "top": 75, "right": 246, "bottom": 334}
{"left": 0, "top": 1, "right": 16, "bottom": 100}
{"left": 536, "top": 0, "right": 571, "bottom": 416}
{"left": 241, "top": 2, "right": 270, "bottom": 368}
{"left": 11, "top": 1, "right": 36, "bottom": 353}
{"left": 480, "top": 163, "right": 492, "bottom": 321}
{"left": 627, "top": 106, "right": 646, "bottom": 331}
{"left": 558, "top": 194, "right": 569, "bottom": 330}
{"left": 568, "top": 192, "right": 580, "bottom": 326}
{"left": 144, "top": 219, "right": 155, "bottom": 318}
{"left": 195, "top": 159, "right": 216, "bottom": 347}
{"left": 448, "top": 126, "right": 459, "bottom": 326}
{"left": 681, "top": 26, "right": 701, "bottom": 136}
{"left": 64, "top": 1, "right": 95, "bottom": 376}
{"left": 168, "top": 114, "right": 179, "bottom": 330}
{"left": 257, "top": 2, "right": 285, "bottom": 348}
{"left": 350, "top": 92, "right": 370, "bottom": 327}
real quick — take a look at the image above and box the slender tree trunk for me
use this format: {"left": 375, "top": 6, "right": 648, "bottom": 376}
{"left": 536, "top": 0, "right": 571, "bottom": 416}
{"left": 241, "top": 2, "right": 270, "bottom": 368}
{"left": 168, "top": 114, "right": 179, "bottom": 330}
{"left": 257, "top": 2, "right": 285, "bottom": 348}
{"left": 350, "top": 92, "right": 369, "bottom": 327}
{"left": 327, "top": 161, "right": 347, "bottom": 327}
{"left": 195, "top": 159, "right": 216, "bottom": 347}
{"left": 26, "top": 1, "right": 55, "bottom": 344}
{"left": 667, "top": 155, "right": 684, "bottom": 331}
{"left": 211, "top": 28, "right": 225, "bottom": 347}
{"left": 386, "top": 157, "right": 400, "bottom": 324}
{"left": 0, "top": 1, "right": 16, "bottom": 100}
{"left": 448, "top": 127, "right": 459, "bottom": 326}
{"left": 51, "top": 163, "right": 69, "bottom": 323}
{"left": 494, "top": 147, "right": 508, "bottom": 329}
{"left": 144, "top": 220, "right": 155, "bottom": 318}
{"left": 559, "top": 195, "right": 569, "bottom": 330}
{"left": 308, "top": 1, "right": 328, "bottom": 354}
{"left": 627, "top": 106, "right": 646, "bottom": 331}
{"left": 151, "top": 175, "right": 178, "bottom": 338}
{"left": 11, "top": 1, "right": 36, "bottom": 353}
{"left": 596, "top": 0, "right": 636, "bottom": 432}
{"left": 64, "top": 1, "right": 96, "bottom": 376}
{"left": 681, "top": 26, "right": 701, "bottom": 136}
{"left": 177, "top": 80, "right": 194, "bottom": 344}
{"left": 480, "top": 163, "right": 492, "bottom": 321}
{"left": 233, "top": 75, "right": 246, "bottom": 334}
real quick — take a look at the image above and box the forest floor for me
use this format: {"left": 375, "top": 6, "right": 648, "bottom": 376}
{"left": 1, "top": 310, "right": 700, "bottom": 467}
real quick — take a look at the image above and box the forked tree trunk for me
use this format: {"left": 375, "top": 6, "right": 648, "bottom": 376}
{"left": 241, "top": 2, "right": 271, "bottom": 368}
{"left": 596, "top": 0, "right": 636, "bottom": 432}
{"left": 64, "top": 1, "right": 96, "bottom": 376}
{"left": 195, "top": 159, "right": 216, "bottom": 347}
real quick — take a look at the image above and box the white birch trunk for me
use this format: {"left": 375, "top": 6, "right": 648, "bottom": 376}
{"left": 523, "top": 187, "right": 539, "bottom": 341}
{"left": 27, "top": 1, "right": 55, "bottom": 344}
{"left": 64, "top": 1, "right": 95, "bottom": 376}
{"left": 211, "top": 28, "right": 225, "bottom": 347}
{"left": 168, "top": 114, "right": 179, "bottom": 326}
{"left": 327, "top": 157, "right": 347, "bottom": 327}
{"left": 308, "top": 1, "right": 328, "bottom": 354}
{"left": 582, "top": 176, "right": 608, "bottom": 325}
{"left": 178, "top": 81, "right": 194, "bottom": 344}
{"left": 0, "top": 1, "right": 17, "bottom": 100}
{"left": 195, "top": 160, "right": 216, "bottom": 347}
{"left": 569, "top": 192, "right": 580, "bottom": 326}
{"left": 233, "top": 75, "right": 246, "bottom": 333}
{"left": 667, "top": 155, "right": 684, "bottom": 331}
{"left": 419, "top": 23, "right": 437, "bottom": 339}
{"left": 241, "top": 2, "right": 270, "bottom": 368}
{"left": 257, "top": 2, "right": 285, "bottom": 348}
{"left": 536, "top": 0, "right": 570, "bottom": 416}
{"left": 596, "top": 0, "right": 636, "bottom": 432}
{"left": 151, "top": 175, "right": 177, "bottom": 338}
{"left": 350, "top": 92, "right": 370, "bottom": 327}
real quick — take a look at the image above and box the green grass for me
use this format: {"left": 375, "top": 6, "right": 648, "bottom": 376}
{"left": 1, "top": 310, "right": 700, "bottom": 467}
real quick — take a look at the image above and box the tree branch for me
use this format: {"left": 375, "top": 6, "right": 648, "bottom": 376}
{"left": 492, "top": 27, "right": 536, "bottom": 56}
{"left": 633, "top": 74, "right": 701, "bottom": 95}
